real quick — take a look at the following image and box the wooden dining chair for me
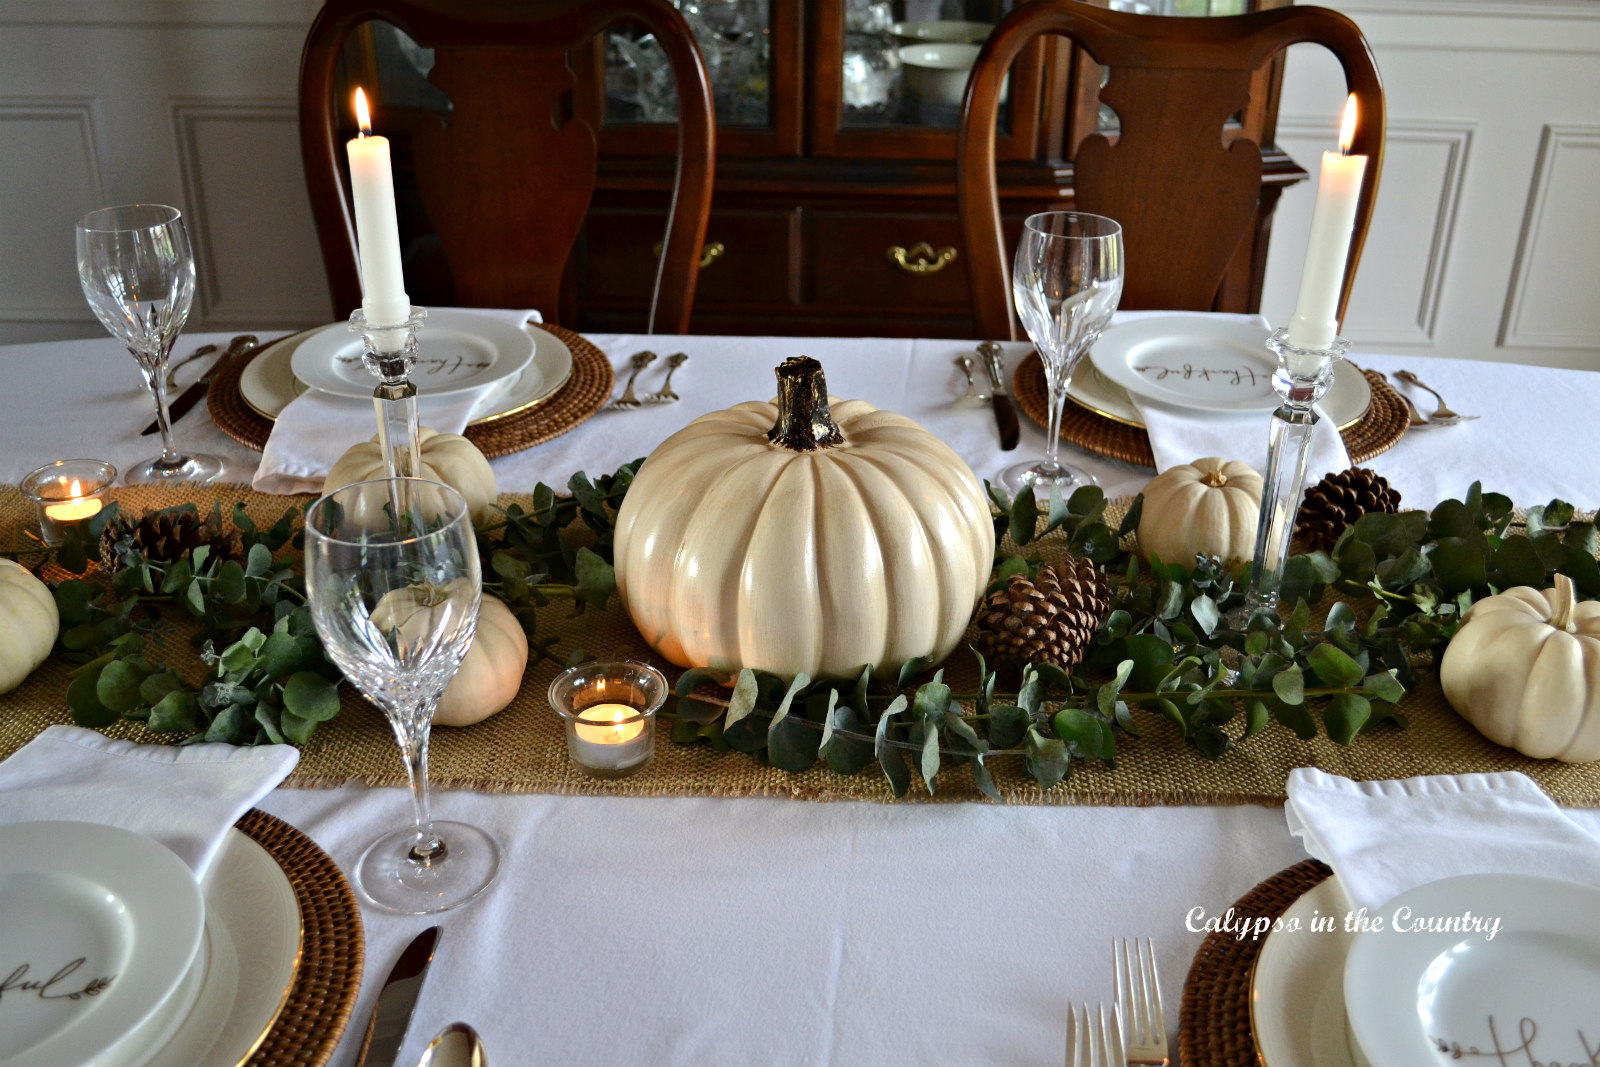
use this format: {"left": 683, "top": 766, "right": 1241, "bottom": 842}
{"left": 300, "top": 0, "right": 715, "bottom": 334}
{"left": 957, "top": 3, "right": 1384, "bottom": 341}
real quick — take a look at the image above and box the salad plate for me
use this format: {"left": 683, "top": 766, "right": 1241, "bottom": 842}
{"left": 0, "top": 821, "right": 204, "bottom": 1067}
{"left": 290, "top": 308, "right": 535, "bottom": 400}
{"left": 1344, "top": 874, "right": 1600, "bottom": 1067}
{"left": 1089, "top": 315, "right": 1307, "bottom": 414}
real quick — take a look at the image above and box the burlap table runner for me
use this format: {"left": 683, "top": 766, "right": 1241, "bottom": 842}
{"left": 4, "top": 484, "right": 1599, "bottom": 806}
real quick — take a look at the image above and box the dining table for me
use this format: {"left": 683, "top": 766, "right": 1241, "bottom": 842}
{"left": 3, "top": 319, "right": 1599, "bottom": 1067}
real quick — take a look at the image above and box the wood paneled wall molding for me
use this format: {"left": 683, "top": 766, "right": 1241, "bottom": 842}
{"left": 0, "top": 96, "right": 104, "bottom": 323}
{"left": 1499, "top": 124, "right": 1600, "bottom": 351}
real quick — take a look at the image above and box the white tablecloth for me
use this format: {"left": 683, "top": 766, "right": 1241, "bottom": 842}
{"left": 4, "top": 324, "right": 1599, "bottom": 1066}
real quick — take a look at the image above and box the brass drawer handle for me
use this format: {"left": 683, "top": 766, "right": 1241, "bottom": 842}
{"left": 888, "top": 242, "right": 957, "bottom": 275}
{"left": 652, "top": 240, "right": 725, "bottom": 270}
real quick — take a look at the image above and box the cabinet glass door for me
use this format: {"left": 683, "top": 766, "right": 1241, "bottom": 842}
{"left": 605, "top": 1, "right": 774, "bottom": 127}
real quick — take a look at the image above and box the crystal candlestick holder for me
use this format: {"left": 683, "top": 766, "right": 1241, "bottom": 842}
{"left": 349, "top": 306, "right": 427, "bottom": 480}
{"left": 1243, "top": 328, "right": 1351, "bottom": 614}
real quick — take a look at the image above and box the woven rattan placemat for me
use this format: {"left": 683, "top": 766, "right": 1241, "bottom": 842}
{"left": 1013, "top": 355, "right": 1409, "bottom": 468}
{"left": 4, "top": 484, "right": 1599, "bottom": 806}
{"left": 208, "top": 323, "right": 614, "bottom": 459}
{"left": 1179, "top": 859, "right": 1331, "bottom": 1067}
{"left": 237, "top": 808, "right": 364, "bottom": 1067}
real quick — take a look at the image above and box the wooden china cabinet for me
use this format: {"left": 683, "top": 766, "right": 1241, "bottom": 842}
{"left": 576, "top": 0, "right": 1307, "bottom": 338}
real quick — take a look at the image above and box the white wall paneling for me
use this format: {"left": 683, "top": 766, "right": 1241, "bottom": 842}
{"left": 0, "top": 0, "right": 322, "bottom": 345}
{"left": 0, "top": 97, "right": 105, "bottom": 327}
{"left": 1500, "top": 124, "right": 1600, "bottom": 352}
{"left": 171, "top": 101, "right": 332, "bottom": 329}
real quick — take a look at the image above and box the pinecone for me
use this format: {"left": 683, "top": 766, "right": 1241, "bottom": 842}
{"left": 1295, "top": 467, "right": 1402, "bottom": 552}
{"left": 974, "top": 558, "right": 1111, "bottom": 676}
{"left": 99, "top": 508, "right": 244, "bottom": 571}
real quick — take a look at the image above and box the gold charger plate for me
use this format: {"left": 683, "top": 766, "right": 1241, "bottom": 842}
{"left": 237, "top": 808, "right": 364, "bottom": 1067}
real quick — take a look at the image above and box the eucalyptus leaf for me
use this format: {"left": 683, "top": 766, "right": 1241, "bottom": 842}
{"left": 1024, "top": 727, "right": 1070, "bottom": 788}
{"left": 282, "top": 672, "right": 340, "bottom": 722}
{"left": 1272, "top": 665, "right": 1305, "bottom": 706}
{"left": 67, "top": 672, "right": 119, "bottom": 728}
{"left": 988, "top": 705, "right": 1029, "bottom": 750}
{"left": 1009, "top": 485, "right": 1039, "bottom": 547}
{"left": 149, "top": 691, "right": 201, "bottom": 733}
{"left": 971, "top": 755, "right": 1001, "bottom": 802}
{"left": 95, "top": 659, "right": 146, "bottom": 714}
{"left": 1324, "top": 693, "right": 1372, "bottom": 745}
{"left": 919, "top": 726, "right": 940, "bottom": 794}
{"left": 1306, "top": 643, "right": 1365, "bottom": 689}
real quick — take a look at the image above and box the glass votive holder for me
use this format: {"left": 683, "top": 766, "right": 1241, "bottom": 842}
{"left": 548, "top": 660, "right": 667, "bottom": 779}
{"left": 21, "top": 459, "right": 117, "bottom": 546}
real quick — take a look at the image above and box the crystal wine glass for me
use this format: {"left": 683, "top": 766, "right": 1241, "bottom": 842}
{"left": 75, "top": 204, "right": 223, "bottom": 485}
{"left": 1000, "top": 211, "right": 1125, "bottom": 496}
{"left": 303, "top": 477, "right": 499, "bottom": 914}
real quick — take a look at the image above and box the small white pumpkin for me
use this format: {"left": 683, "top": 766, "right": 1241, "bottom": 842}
{"left": 324, "top": 428, "right": 497, "bottom": 526}
{"left": 0, "top": 558, "right": 57, "bottom": 694}
{"left": 1137, "top": 457, "right": 1262, "bottom": 568}
{"left": 435, "top": 595, "right": 528, "bottom": 727}
{"left": 1441, "top": 574, "right": 1600, "bottom": 762}
{"left": 614, "top": 357, "right": 994, "bottom": 681}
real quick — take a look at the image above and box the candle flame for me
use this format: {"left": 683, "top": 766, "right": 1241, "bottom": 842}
{"left": 67, "top": 479, "right": 83, "bottom": 502}
{"left": 1339, "top": 95, "right": 1358, "bottom": 155}
{"left": 354, "top": 87, "right": 372, "bottom": 137}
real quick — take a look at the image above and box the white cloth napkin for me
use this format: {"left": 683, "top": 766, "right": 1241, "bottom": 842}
{"left": 1112, "top": 311, "right": 1351, "bottom": 477}
{"left": 253, "top": 306, "right": 542, "bottom": 494}
{"left": 0, "top": 725, "right": 298, "bottom": 878}
{"left": 1285, "top": 767, "right": 1600, "bottom": 913}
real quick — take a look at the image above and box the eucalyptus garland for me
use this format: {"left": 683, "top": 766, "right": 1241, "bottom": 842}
{"left": 5, "top": 462, "right": 642, "bottom": 747}
{"left": 7, "top": 466, "right": 1593, "bottom": 795}
{"left": 661, "top": 481, "right": 1598, "bottom": 797}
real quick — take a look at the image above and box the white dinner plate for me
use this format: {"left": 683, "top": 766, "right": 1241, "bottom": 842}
{"left": 242, "top": 321, "right": 573, "bottom": 425}
{"left": 1251, "top": 875, "right": 1364, "bottom": 1067}
{"left": 140, "top": 827, "right": 302, "bottom": 1067}
{"left": 290, "top": 309, "right": 536, "bottom": 400}
{"left": 1071, "top": 331, "right": 1371, "bottom": 428}
{"left": 1089, "top": 316, "right": 1310, "bottom": 413}
{"left": 1344, "top": 874, "right": 1600, "bottom": 1067}
{"left": 0, "top": 821, "right": 205, "bottom": 1067}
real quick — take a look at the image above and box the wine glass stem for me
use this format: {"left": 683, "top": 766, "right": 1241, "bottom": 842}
{"left": 1042, "top": 362, "right": 1070, "bottom": 471}
{"left": 396, "top": 714, "right": 444, "bottom": 863}
{"left": 137, "top": 351, "right": 185, "bottom": 468}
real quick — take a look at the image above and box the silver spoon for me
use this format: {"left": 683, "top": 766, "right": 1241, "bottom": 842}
{"left": 1376, "top": 372, "right": 1429, "bottom": 428}
{"left": 164, "top": 342, "right": 219, "bottom": 386}
{"left": 417, "top": 1022, "right": 485, "bottom": 1067}
{"left": 956, "top": 355, "right": 991, "bottom": 402}
{"left": 1396, "top": 369, "right": 1479, "bottom": 422}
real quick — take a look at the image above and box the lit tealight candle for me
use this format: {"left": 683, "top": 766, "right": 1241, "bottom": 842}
{"left": 43, "top": 479, "right": 103, "bottom": 523}
{"left": 1286, "top": 95, "right": 1369, "bottom": 353}
{"left": 574, "top": 703, "right": 647, "bottom": 746}
{"left": 550, "top": 662, "right": 666, "bottom": 778}
{"left": 21, "top": 460, "right": 116, "bottom": 547}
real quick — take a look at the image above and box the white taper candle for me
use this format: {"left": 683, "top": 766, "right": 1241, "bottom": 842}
{"left": 345, "top": 88, "right": 411, "bottom": 328}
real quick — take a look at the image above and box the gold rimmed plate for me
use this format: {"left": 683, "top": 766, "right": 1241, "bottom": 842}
{"left": 1066, "top": 357, "right": 1372, "bottom": 431}
{"left": 239, "top": 324, "right": 574, "bottom": 426}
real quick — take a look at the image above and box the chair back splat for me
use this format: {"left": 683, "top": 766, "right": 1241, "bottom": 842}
{"left": 300, "top": 0, "right": 715, "bottom": 334}
{"left": 957, "top": 3, "right": 1384, "bottom": 341}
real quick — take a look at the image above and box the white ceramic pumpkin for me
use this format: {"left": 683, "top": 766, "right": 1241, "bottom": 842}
{"left": 1137, "top": 457, "right": 1262, "bottom": 568}
{"left": 614, "top": 357, "right": 995, "bottom": 680}
{"left": 1440, "top": 574, "right": 1600, "bottom": 762}
{"left": 0, "top": 558, "right": 58, "bottom": 694}
{"left": 324, "top": 428, "right": 497, "bottom": 526}
{"left": 435, "top": 595, "right": 528, "bottom": 727}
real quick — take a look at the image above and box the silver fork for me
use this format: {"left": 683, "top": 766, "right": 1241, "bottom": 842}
{"left": 1396, "top": 369, "right": 1479, "bottom": 422}
{"left": 610, "top": 350, "right": 658, "bottom": 409}
{"left": 956, "top": 355, "right": 991, "bottom": 402}
{"left": 1065, "top": 1002, "right": 1124, "bottom": 1067}
{"left": 1377, "top": 372, "right": 1429, "bottom": 428}
{"left": 645, "top": 352, "right": 689, "bottom": 404}
{"left": 1115, "top": 938, "right": 1169, "bottom": 1067}
{"left": 164, "top": 342, "right": 219, "bottom": 386}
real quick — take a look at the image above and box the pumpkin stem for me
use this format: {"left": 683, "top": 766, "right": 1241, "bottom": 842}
{"left": 767, "top": 357, "right": 844, "bottom": 452}
{"left": 1551, "top": 572, "right": 1578, "bottom": 631}
{"left": 1201, "top": 470, "right": 1228, "bottom": 488}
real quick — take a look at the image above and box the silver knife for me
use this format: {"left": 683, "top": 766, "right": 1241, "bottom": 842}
{"left": 978, "top": 342, "right": 1021, "bottom": 451}
{"left": 355, "top": 926, "right": 441, "bottom": 1067}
